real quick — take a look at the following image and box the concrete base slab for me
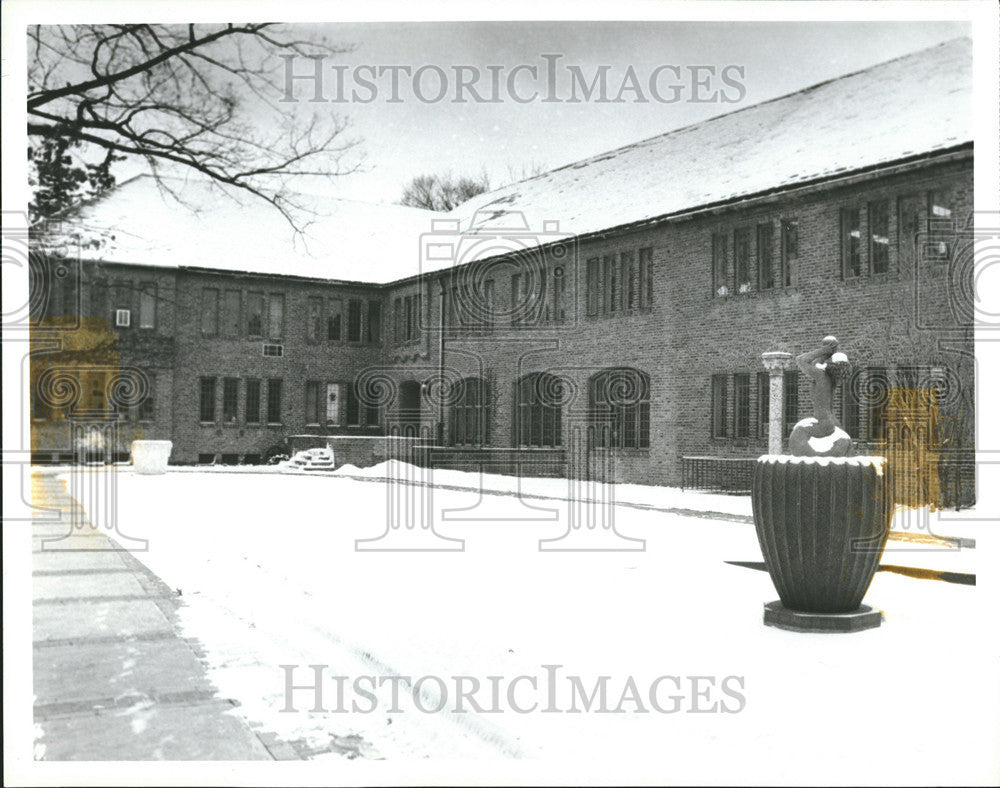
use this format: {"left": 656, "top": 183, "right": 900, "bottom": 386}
{"left": 34, "top": 572, "right": 147, "bottom": 600}
{"left": 34, "top": 600, "right": 173, "bottom": 643}
{"left": 763, "top": 601, "right": 883, "bottom": 633}
{"left": 35, "top": 637, "right": 215, "bottom": 707}
{"left": 35, "top": 703, "right": 273, "bottom": 760}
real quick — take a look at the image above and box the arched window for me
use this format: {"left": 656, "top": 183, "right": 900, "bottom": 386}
{"left": 515, "top": 372, "right": 563, "bottom": 448}
{"left": 589, "top": 368, "right": 650, "bottom": 449}
{"left": 450, "top": 377, "right": 490, "bottom": 446}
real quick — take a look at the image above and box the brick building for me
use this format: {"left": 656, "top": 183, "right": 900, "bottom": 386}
{"left": 30, "top": 38, "right": 975, "bottom": 503}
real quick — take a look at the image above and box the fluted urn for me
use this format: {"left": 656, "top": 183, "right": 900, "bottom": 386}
{"left": 752, "top": 455, "right": 892, "bottom": 630}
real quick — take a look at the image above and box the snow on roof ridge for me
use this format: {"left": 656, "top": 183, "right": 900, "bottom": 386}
{"left": 489, "top": 36, "right": 971, "bottom": 193}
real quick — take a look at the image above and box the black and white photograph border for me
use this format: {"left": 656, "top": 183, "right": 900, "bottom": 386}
{"left": 3, "top": 0, "right": 1000, "bottom": 785}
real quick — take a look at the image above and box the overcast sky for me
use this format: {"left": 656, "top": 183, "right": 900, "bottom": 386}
{"left": 259, "top": 21, "right": 970, "bottom": 204}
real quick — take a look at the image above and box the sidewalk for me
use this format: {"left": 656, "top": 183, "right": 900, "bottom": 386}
{"left": 31, "top": 469, "right": 292, "bottom": 761}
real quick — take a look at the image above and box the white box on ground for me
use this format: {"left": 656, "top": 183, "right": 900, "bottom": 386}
{"left": 131, "top": 440, "right": 173, "bottom": 474}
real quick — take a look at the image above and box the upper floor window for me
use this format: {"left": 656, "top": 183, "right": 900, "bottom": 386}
{"left": 926, "top": 188, "right": 955, "bottom": 262}
{"left": 841, "top": 207, "right": 863, "bottom": 278}
{"left": 328, "top": 298, "right": 343, "bottom": 341}
{"left": 347, "top": 299, "right": 363, "bottom": 342}
{"left": 781, "top": 219, "right": 798, "bottom": 288}
{"left": 268, "top": 293, "right": 284, "bottom": 340}
{"left": 712, "top": 234, "right": 729, "bottom": 297}
{"left": 247, "top": 292, "right": 265, "bottom": 337}
{"left": 307, "top": 297, "right": 324, "bottom": 343}
{"left": 366, "top": 300, "right": 382, "bottom": 344}
{"left": 139, "top": 283, "right": 156, "bottom": 329}
{"left": 201, "top": 288, "right": 219, "bottom": 336}
{"left": 756, "top": 223, "right": 776, "bottom": 290}
{"left": 222, "top": 290, "right": 241, "bottom": 338}
{"left": 733, "top": 228, "right": 752, "bottom": 293}
{"left": 869, "top": 199, "right": 890, "bottom": 275}
{"left": 587, "top": 248, "right": 653, "bottom": 314}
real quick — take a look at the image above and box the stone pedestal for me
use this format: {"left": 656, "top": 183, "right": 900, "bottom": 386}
{"left": 761, "top": 351, "right": 793, "bottom": 455}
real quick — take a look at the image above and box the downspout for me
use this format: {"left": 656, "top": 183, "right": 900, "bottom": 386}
{"left": 437, "top": 276, "right": 446, "bottom": 445}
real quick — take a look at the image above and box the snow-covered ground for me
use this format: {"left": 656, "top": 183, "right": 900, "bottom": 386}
{"left": 100, "top": 465, "right": 997, "bottom": 783}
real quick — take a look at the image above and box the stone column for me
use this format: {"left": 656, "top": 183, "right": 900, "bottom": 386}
{"left": 762, "top": 351, "right": 793, "bottom": 456}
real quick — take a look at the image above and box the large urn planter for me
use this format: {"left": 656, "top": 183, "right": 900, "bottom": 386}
{"left": 131, "top": 440, "right": 173, "bottom": 475}
{"left": 751, "top": 455, "right": 892, "bottom": 632}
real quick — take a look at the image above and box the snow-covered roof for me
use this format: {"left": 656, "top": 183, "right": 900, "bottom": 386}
{"left": 454, "top": 37, "right": 972, "bottom": 239}
{"left": 38, "top": 37, "right": 971, "bottom": 285}
{"left": 41, "top": 175, "right": 440, "bottom": 285}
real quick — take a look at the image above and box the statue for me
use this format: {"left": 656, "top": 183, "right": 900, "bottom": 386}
{"left": 787, "top": 335, "right": 853, "bottom": 457}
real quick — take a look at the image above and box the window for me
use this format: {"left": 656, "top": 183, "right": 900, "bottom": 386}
{"left": 897, "top": 195, "right": 921, "bottom": 270}
{"left": 262, "top": 344, "right": 283, "bottom": 357}
{"left": 307, "top": 297, "right": 324, "bottom": 343}
{"left": 245, "top": 379, "right": 261, "bottom": 424}
{"left": 841, "top": 370, "right": 860, "bottom": 438}
{"left": 866, "top": 366, "right": 887, "bottom": 441}
{"left": 328, "top": 297, "right": 343, "bottom": 341}
{"left": 90, "top": 281, "right": 108, "bottom": 325}
{"left": 450, "top": 377, "right": 490, "bottom": 446}
{"left": 410, "top": 294, "right": 422, "bottom": 339}
{"left": 550, "top": 271, "right": 565, "bottom": 323}
{"left": 484, "top": 279, "right": 496, "bottom": 328}
{"left": 602, "top": 255, "right": 618, "bottom": 313}
{"left": 757, "top": 224, "right": 776, "bottom": 290}
{"left": 266, "top": 379, "right": 283, "bottom": 424}
{"left": 268, "top": 293, "right": 284, "bottom": 339}
{"left": 869, "top": 199, "right": 890, "bottom": 274}
{"left": 516, "top": 372, "right": 563, "bottom": 448}
{"left": 345, "top": 385, "right": 360, "bottom": 426}
{"left": 247, "top": 292, "right": 265, "bottom": 337}
{"left": 756, "top": 371, "right": 769, "bottom": 438}
{"left": 201, "top": 288, "right": 219, "bottom": 336}
{"left": 114, "top": 281, "right": 132, "bottom": 317}
{"left": 586, "top": 258, "right": 600, "bottom": 315}
{"left": 733, "top": 373, "right": 750, "bottom": 438}
{"left": 305, "top": 381, "right": 321, "bottom": 425}
{"left": 222, "top": 290, "right": 241, "bottom": 338}
{"left": 712, "top": 234, "right": 729, "bottom": 296}
{"left": 364, "top": 399, "right": 380, "bottom": 428}
{"left": 711, "top": 374, "right": 728, "bottom": 438}
{"left": 366, "top": 300, "right": 382, "bottom": 344}
{"left": 222, "top": 377, "right": 239, "bottom": 424}
{"left": 621, "top": 251, "right": 637, "bottom": 310}
{"left": 841, "top": 207, "right": 862, "bottom": 278}
{"left": 449, "top": 286, "right": 461, "bottom": 329}
{"left": 139, "top": 283, "right": 156, "bottom": 329}
{"left": 199, "top": 377, "right": 216, "bottom": 422}
{"left": 393, "top": 297, "right": 403, "bottom": 342}
{"left": 589, "top": 368, "right": 651, "bottom": 449}
{"left": 510, "top": 272, "right": 522, "bottom": 325}
{"left": 927, "top": 189, "right": 955, "bottom": 262}
{"left": 639, "top": 247, "right": 654, "bottom": 308}
{"left": 138, "top": 373, "right": 155, "bottom": 422}
{"left": 781, "top": 219, "right": 798, "bottom": 288}
{"left": 734, "top": 228, "right": 752, "bottom": 292}
{"left": 783, "top": 371, "right": 799, "bottom": 436}
{"left": 347, "top": 299, "right": 363, "bottom": 342}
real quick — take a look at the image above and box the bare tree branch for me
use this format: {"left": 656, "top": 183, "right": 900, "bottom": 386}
{"left": 28, "top": 23, "right": 362, "bottom": 233}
